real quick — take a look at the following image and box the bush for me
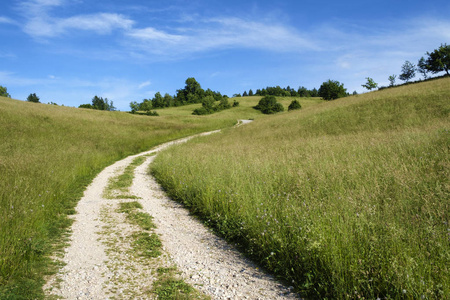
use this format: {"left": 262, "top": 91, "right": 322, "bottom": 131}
{"left": 0, "top": 85, "right": 11, "bottom": 98}
{"left": 288, "top": 100, "right": 302, "bottom": 111}
{"left": 192, "top": 107, "right": 210, "bottom": 115}
{"left": 233, "top": 100, "right": 240, "bottom": 107}
{"left": 255, "top": 95, "right": 284, "bottom": 114}
{"left": 146, "top": 111, "right": 159, "bottom": 116}
{"left": 27, "top": 93, "right": 40, "bottom": 103}
{"left": 78, "top": 104, "right": 94, "bottom": 109}
{"left": 318, "top": 80, "right": 347, "bottom": 100}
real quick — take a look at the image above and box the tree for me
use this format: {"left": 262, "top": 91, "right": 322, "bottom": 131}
{"left": 0, "top": 85, "right": 11, "bottom": 98}
{"left": 361, "top": 77, "right": 378, "bottom": 90}
{"left": 388, "top": 74, "right": 397, "bottom": 87}
{"left": 425, "top": 43, "right": 450, "bottom": 75}
{"left": 27, "top": 93, "right": 40, "bottom": 103}
{"left": 417, "top": 57, "right": 429, "bottom": 79}
{"left": 140, "top": 99, "right": 152, "bottom": 112}
{"left": 90, "top": 96, "right": 115, "bottom": 111}
{"left": 254, "top": 95, "right": 284, "bottom": 114}
{"left": 163, "top": 93, "right": 174, "bottom": 107}
{"left": 318, "top": 80, "right": 347, "bottom": 100}
{"left": 288, "top": 99, "right": 302, "bottom": 111}
{"left": 399, "top": 61, "right": 416, "bottom": 82}
{"left": 297, "top": 86, "right": 310, "bottom": 97}
{"left": 184, "top": 77, "right": 202, "bottom": 95}
{"left": 248, "top": 89, "right": 254, "bottom": 96}
{"left": 152, "top": 92, "right": 165, "bottom": 108}
{"left": 129, "top": 101, "right": 140, "bottom": 114}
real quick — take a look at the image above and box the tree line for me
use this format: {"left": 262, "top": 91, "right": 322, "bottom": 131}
{"left": 236, "top": 86, "right": 319, "bottom": 98}
{"left": 363, "top": 43, "right": 450, "bottom": 90}
{"left": 79, "top": 96, "right": 116, "bottom": 111}
{"left": 130, "top": 77, "right": 232, "bottom": 115}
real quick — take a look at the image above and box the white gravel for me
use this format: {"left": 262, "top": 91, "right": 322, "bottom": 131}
{"left": 45, "top": 129, "right": 300, "bottom": 299}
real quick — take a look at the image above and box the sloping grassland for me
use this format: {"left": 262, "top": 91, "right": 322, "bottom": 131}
{"left": 0, "top": 98, "right": 243, "bottom": 298}
{"left": 151, "top": 78, "right": 450, "bottom": 299}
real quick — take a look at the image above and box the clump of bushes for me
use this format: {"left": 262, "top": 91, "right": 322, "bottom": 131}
{"left": 288, "top": 99, "right": 302, "bottom": 111}
{"left": 254, "top": 95, "right": 284, "bottom": 114}
{"left": 192, "top": 96, "right": 232, "bottom": 115}
{"left": 146, "top": 110, "right": 159, "bottom": 116}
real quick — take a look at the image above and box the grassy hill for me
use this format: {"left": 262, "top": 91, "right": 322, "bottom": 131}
{"left": 0, "top": 94, "right": 322, "bottom": 298}
{"left": 0, "top": 96, "right": 264, "bottom": 298}
{"left": 151, "top": 78, "right": 450, "bottom": 299}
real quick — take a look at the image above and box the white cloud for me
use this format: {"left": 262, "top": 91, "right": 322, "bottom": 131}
{"left": 126, "top": 17, "right": 317, "bottom": 59}
{"left": 138, "top": 80, "right": 151, "bottom": 89}
{"left": 128, "top": 27, "right": 185, "bottom": 43}
{"left": 19, "top": 0, "right": 134, "bottom": 38}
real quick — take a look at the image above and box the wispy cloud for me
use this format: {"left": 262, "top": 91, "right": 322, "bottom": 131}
{"left": 0, "top": 16, "right": 17, "bottom": 25}
{"left": 138, "top": 80, "right": 151, "bottom": 89}
{"left": 19, "top": 0, "right": 134, "bottom": 38}
{"left": 125, "top": 17, "right": 318, "bottom": 59}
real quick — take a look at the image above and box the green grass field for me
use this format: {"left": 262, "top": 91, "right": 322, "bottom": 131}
{"left": 151, "top": 78, "right": 450, "bottom": 299}
{"left": 0, "top": 94, "right": 321, "bottom": 298}
{"left": 0, "top": 96, "right": 272, "bottom": 298}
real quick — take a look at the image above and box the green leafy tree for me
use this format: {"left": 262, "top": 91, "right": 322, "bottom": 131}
{"left": 310, "top": 88, "right": 319, "bottom": 97}
{"left": 140, "top": 99, "right": 152, "bottom": 112}
{"left": 27, "top": 93, "right": 40, "bottom": 103}
{"left": 184, "top": 77, "right": 202, "bottom": 95}
{"left": 399, "top": 61, "right": 416, "bottom": 82}
{"left": 0, "top": 85, "right": 11, "bottom": 98}
{"left": 163, "top": 93, "right": 174, "bottom": 107}
{"left": 361, "top": 77, "right": 378, "bottom": 90}
{"left": 388, "top": 74, "right": 397, "bottom": 86}
{"left": 129, "top": 101, "right": 140, "bottom": 114}
{"left": 288, "top": 99, "right": 302, "bottom": 111}
{"left": 425, "top": 43, "right": 450, "bottom": 75}
{"left": 248, "top": 89, "right": 254, "bottom": 96}
{"left": 90, "top": 96, "right": 115, "bottom": 111}
{"left": 152, "top": 92, "right": 165, "bottom": 108}
{"left": 417, "top": 57, "right": 429, "bottom": 79}
{"left": 318, "top": 80, "right": 347, "bottom": 100}
{"left": 297, "top": 86, "right": 310, "bottom": 97}
{"left": 254, "top": 95, "right": 284, "bottom": 114}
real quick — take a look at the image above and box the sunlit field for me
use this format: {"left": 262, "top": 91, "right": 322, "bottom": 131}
{"left": 0, "top": 94, "right": 323, "bottom": 298}
{"left": 0, "top": 96, "right": 259, "bottom": 298}
{"left": 151, "top": 78, "right": 450, "bottom": 299}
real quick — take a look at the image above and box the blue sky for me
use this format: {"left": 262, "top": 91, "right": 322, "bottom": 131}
{"left": 1, "top": 0, "right": 449, "bottom": 110}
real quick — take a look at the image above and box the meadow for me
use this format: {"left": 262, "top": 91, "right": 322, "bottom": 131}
{"left": 151, "top": 78, "right": 450, "bottom": 299}
{"left": 0, "top": 96, "right": 274, "bottom": 298}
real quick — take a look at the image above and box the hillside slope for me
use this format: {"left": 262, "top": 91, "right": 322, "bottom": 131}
{"left": 0, "top": 98, "right": 241, "bottom": 298}
{"left": 152, "top": 77, "right": 450, "bottom": 299}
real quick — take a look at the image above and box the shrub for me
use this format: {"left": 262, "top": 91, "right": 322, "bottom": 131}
{"left": 288, "top": 100, "right": 302, "bottom": 111}
{"left": 78, "top": 104, "right": 94, "bottom": 109}
{"left": 255, "top": 95, "right": 284, "bottom": 114}
{"left": 27, "top": 93, "right": 40, "bottom": 103}
{"left": 318, "top": 80, "right": 347, "bottom": 100}
{"left": 0, "top": 85, "right": 11, "bottom": 98}
{"left": 192, "top": 107, "right": 210, "bottom": 115}
{"left": 233, "top": 100, "right": 240, "bottom": 107}
{"left": 146, "top": 110, "right": 159, "bottom": 116}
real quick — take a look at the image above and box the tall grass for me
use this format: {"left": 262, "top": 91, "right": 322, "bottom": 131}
{"left": 151, "top": 78, "right": 450, "bottom": 299}
{"left": 0, "top": 97, "right": 263, "bottom": 298}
